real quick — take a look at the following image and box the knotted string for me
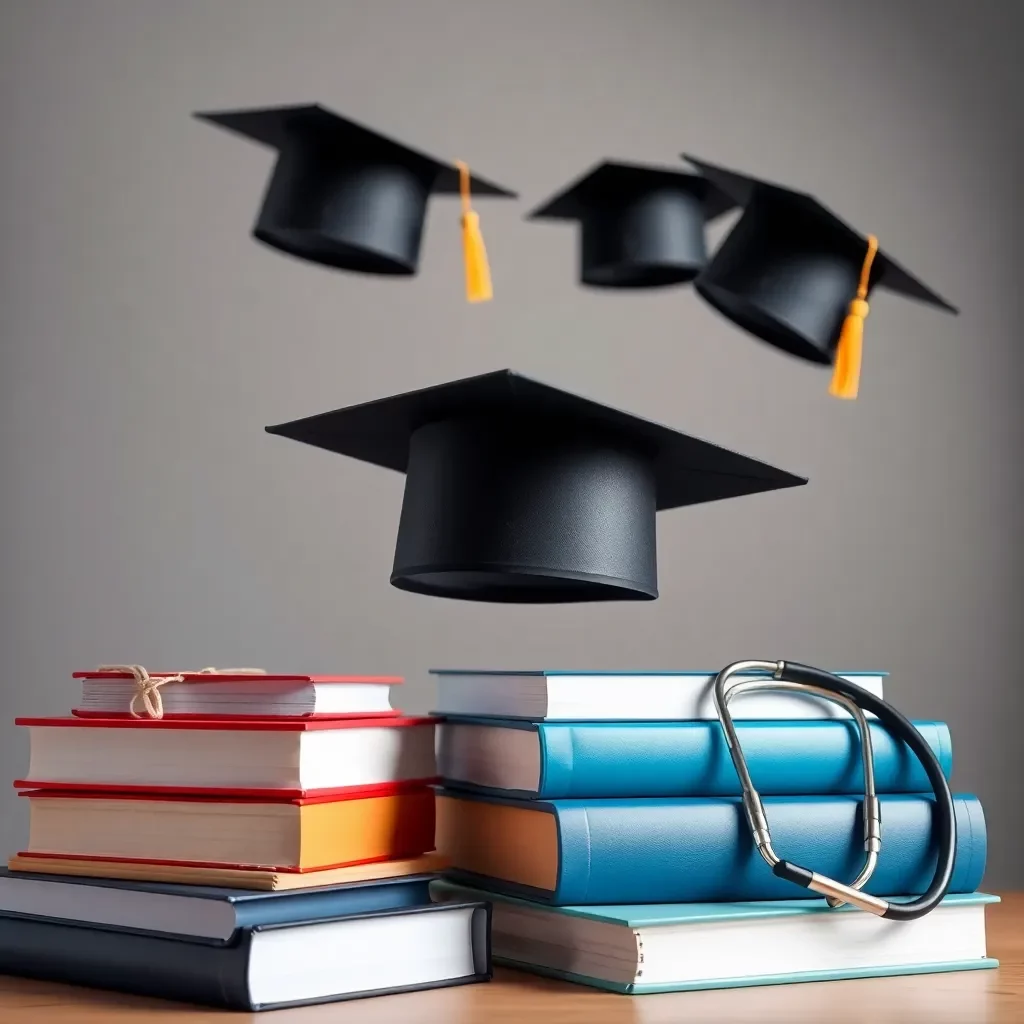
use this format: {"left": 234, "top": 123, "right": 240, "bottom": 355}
{"left": 94, "top": 664, "right": 268, "bottom": 720}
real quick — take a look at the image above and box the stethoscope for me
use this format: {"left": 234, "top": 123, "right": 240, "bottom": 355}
{"left": 713, "top": 660, "right": 956, "bottom": 921}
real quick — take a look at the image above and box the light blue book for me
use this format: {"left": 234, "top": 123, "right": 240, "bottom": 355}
{"left": 431, "top": 669, "right": 887, "bottom": 721}
{"left": 431, "top": 880, "right": 998, "bottom": 995}
{"left": 436, "top": 718, "right": 951, "bottom": 799}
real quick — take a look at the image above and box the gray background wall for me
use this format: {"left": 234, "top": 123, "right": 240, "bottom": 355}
{"left": 1, "top": 0, "right": 1021, "bottom": 886}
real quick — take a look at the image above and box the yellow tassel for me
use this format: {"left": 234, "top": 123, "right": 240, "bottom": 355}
{"left": 455, "top": 160, "right": 492, "bottom": 303}
{"left": 829, "top": 234, "right": 878, "bottom": 400}
{"left": 829, "top": 298, "right": 867, "bottom": 398}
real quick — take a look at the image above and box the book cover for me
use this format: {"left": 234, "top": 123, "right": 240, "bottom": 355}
{"left": 431, "top": 669, "right": 887, "bottom": 721}
{"left": 0, "top": 900, "right": 491, "bottom": 1010}
{"left": 16, "top": 715, "right": 438, "bottom": 799}
{"left": 6, "top": 852, "right": 449, "bottom": 891}
{"left": 435, "top": 789, "right": 987, "bottom": 905}
{"left": 437, "top": 718, "right": 950, "bottom": 799}
{"left": 0, "top": 869, "right": 438, "bottom": 942}
{"left": 72, "top": 670, "right": 403, "bottom": 720}
{"left": 20, "top": 787, "right": 436, "bottom": 872}
{"left": 429, "top": 880, "right": 998, "bottom": 994}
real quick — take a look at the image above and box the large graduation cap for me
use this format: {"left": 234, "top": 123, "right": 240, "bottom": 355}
{"left": 266, "top": 370, "right": 807, "bottom": 603}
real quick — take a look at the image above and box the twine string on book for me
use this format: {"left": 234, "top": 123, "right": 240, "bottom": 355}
{"left": 94, "top": 664, "right": 268, "bottom": 720}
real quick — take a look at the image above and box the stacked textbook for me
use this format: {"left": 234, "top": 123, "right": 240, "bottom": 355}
{"left": 0, "top": 667, "right": 491, "bottom": 1011}
{"left": 430, "top": 668, "right": 997, "bottom": 995}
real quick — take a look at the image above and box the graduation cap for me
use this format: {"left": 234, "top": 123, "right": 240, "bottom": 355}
{"left": 195, "top": 103, "right": 518, "bottom": 301}
{"left": 682, "top": 154, "right": 959, "bottom": 399}
{"left": 526, "top": 161, "right": 735, "bottom": 288}
{"left": 265, "top": 370, "right": 806, "bottom": 603}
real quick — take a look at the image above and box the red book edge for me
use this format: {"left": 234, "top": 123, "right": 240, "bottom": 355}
{"left": 17, "top": 714, "right": 435, "bottom": 731}
{"left": 12, "top": 777, "right": 440, "bottom": 800}
{"left": 69, "top": 709, "right": 406, "bottom": 721}
{"left": 12, "top": 848, "right": 436, "bottom": 875}
{"left": 16, "top": 785, "right": 437, "bottom": 806}
{"left": 72, "top": 672, "right": 403, "bottom": 684}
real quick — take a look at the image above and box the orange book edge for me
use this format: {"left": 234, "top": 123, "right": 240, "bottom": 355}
{"left": 8, "top": 852, "right": 449, "bottom": 891}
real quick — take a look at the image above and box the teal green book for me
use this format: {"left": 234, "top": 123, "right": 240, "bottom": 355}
{"left": 431, "top": 881, "right": 998, "bottom": 995}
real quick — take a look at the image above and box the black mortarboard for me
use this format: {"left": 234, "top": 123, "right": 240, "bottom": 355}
{"left": 526, "top": 161, "right": 735, "bottom": 288}
{"left": 265, "top": 370, "right": 806, "bottom": 603}
{"left": 195, "top": 103, "right": 517, "bottom": 300}
{"left": 682, "top": 154, "right": 958, "bottom": 399}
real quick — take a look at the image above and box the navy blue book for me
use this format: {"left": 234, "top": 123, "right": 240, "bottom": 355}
{"left": 0, "top": 868, "right": 435, "bottom": 943}
{"left": 0, "top": 899, "right": 491, "bottom": 1011}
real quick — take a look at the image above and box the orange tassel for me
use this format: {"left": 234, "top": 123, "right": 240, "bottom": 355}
{"left": 455, "top": 160, "right": 492, "bottom": 303}
{"left": 829, "top": 235, "right": 878, "bottom": 400}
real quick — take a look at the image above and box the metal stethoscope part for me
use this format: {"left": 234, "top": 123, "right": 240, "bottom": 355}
{"left": 712, "top": 660, "right": 956, "bottom": 921}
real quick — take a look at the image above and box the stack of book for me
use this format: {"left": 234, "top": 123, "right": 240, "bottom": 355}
{"left": 429, "top": 668, "right": 998, "bottom": 995}
{"left": 0, "top": 667, "right": 491, "bottom": 1011}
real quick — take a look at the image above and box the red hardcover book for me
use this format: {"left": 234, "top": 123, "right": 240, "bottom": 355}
{"left": 15, "top": 715, "right": 438, "bottom": 799}
{"left": 70, "top": 669, "right": 402, "bottom": 719}
{"left": 16, "top": 786, "right": 436, "bottom": 872}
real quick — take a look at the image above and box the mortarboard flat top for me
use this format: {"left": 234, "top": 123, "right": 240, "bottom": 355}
{"left": 529, "top": 161, "right": 735, "bottom": 223}
{"left": 682, "top": 153, "right": 958, "bottom": 369}
{"left": 527, "top": 160, "right": 735, "bottom": 288}
{"left": 196, "top": 103, "right": 517, "bottom": 276}
{"left": 266, "top": 370, "right": 806, "bottom": 604}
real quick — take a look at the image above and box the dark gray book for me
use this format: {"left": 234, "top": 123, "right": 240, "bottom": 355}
{"left": 0, "top": 867, "right": 435, "bottom": 942}
{"left": 0, "top": 899, "right": 490, "bottom": 1011}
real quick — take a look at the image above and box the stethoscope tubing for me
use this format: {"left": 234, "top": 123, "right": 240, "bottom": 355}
{"left": 714, "top": 660, "right": 956, "bottom": 921}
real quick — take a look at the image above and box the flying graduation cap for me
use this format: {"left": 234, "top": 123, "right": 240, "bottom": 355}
{"left": 682, "top": 154, "right": 959, "bottom": 399}
{"left": 526, "top": 161, "right": 736, "bottom": 288}
{"left": 266, "top": 370, "right": 806, "bottom": 604}
{"left": 195, "top": 103, "right": 518, "bottom": 302}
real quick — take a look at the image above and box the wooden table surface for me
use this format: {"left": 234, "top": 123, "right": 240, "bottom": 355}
{"left": 1, "top": 893, "right": 1020, "bottom": 1023}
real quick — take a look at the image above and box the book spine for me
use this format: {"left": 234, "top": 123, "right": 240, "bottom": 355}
{"left": 535, "top": 720, "right": 951, "bottom": 799}
{"left": 0, "top": 915, "right": 255, "bottom": 1010}
{"left": 549, "top": 793, "right": 985, "bottom": 904}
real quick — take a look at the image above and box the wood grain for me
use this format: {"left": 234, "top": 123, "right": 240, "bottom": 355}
{"left": 1, "top": 893, "right": 1021, "bottom": 1023}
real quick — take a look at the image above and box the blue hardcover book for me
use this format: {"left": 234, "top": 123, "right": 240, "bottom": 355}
{"left": 430, "top": 880, "right": 998, "bottom": 995}
{"left": 0, "top": 900, "right": 491, "bottom": 1011}
{"left": 0, "top": 869, "right": 436, "bottom": 943}
{"left": 437, "top": 718, "right": 951, "bottom": 799}
{"left": 436, "top": 789, "right": 987, "bottom": 905}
